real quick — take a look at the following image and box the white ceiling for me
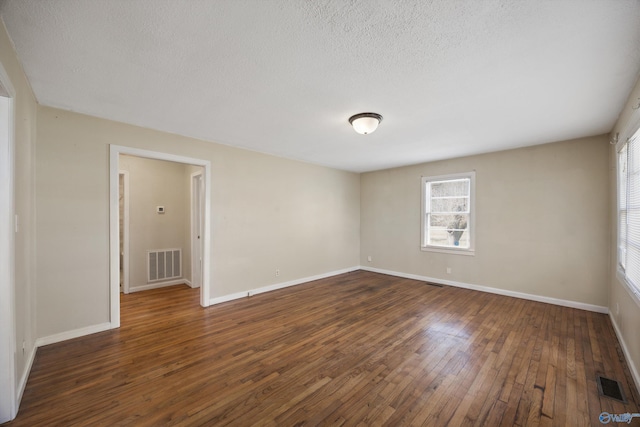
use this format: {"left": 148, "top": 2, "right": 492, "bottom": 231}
{"left": 1, "top": 0, "right": 640, "bottom": 172}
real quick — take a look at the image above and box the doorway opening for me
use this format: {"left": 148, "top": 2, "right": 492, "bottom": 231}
{"left": 109, "top": 145, "right": 212, "bottom": 329}
{"left": 118, "top": 156, "right": 204, "bottom": 296}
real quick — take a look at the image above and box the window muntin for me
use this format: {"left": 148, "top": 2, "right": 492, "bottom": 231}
{"left": 422, "top": 172, "right": 475, "bottom": 254}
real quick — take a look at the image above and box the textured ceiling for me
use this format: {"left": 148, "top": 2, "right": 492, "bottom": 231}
{"left": 1, "top": 0, "right": 640, "bottom": 172}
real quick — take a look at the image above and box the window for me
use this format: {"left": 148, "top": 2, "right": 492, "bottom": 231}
{"left": 421, "top": 172, "right": 475, "bottom": 254}
{"left": 617, "top": 128, "right": 640, "bottom": 299}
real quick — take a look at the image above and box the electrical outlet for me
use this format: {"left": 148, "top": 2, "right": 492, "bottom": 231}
{"left": 367, "top": 255, "right": 372, "bottom": 262}
{"left": 446, "top": 267, "right": 452, "bottom": 274}
{"left": 275, "top": 269, "right": 280, "bottom": 277}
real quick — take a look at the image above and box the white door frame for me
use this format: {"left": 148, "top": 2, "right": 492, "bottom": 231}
{"left": 0, "top": 62, "right": 17, "bottom": 422}
{"left": 109, "top": 145, "right": 212, "bottom": 328}
{"left": 119, "top": 170, "right": 130, "bottom": 294}
{"left": 190, "top": 171, "right": 204, "bottom": 289}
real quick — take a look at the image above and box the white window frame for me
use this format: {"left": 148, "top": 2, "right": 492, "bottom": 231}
{"left": 421, "top": 171, "right": 475, "bottom": 255}
{"left": 616, "top": 126, "right": 640, "bottom": 304}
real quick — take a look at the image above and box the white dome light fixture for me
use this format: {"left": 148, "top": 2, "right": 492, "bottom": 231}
{"left": 349, "top": 112, "right": 383, "bottom": 135}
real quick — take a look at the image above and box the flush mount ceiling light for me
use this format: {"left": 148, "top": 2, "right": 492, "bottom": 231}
{"left": 348, "top": 112, "right": 383, "bottom": 135}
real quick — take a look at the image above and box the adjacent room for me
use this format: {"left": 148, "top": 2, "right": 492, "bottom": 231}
{"left": 1, "top": 1, "right": 640, "bottom": 425}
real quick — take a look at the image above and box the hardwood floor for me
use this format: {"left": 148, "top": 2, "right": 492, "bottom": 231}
{"left": 4, "top": 271, "right": 639, "bottom": 426}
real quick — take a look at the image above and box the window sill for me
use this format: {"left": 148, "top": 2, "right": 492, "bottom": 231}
{"left": 420, "top": 246, "right": 475, "bottom": 256}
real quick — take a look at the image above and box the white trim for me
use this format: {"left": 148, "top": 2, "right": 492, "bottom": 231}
{"left": 190, "top": 171, "right": 204, "bottom": 290}
{"left": 184, "top": 279, "right": 194, "bottom": 288}
{"left": 420, "top": 246, "right": 476, "bottom": 256}
{"left": 109, "top": 148, "right": 120, "bottom": 327}
{"left": 609, "top": 313, "right": 640, "bottom": 397}
{"left": 119, "top": 170, "right": 130, "bottom": 294}
{"left": 209, "top": 290, "right": 251, "bottom": 306}
{"left": 248, "top": 267, "right": 359, "bottom": 297}
{"left": 616, "top": 269, "right": 640, "bottom": 309}
{"left": 16, "top": 344, "right": 36, "bottom": 405}
{"left": 360, "top": 266, "right": 609, "bottom": 314}
{"left": 128, "top": 279, "right": 189, "bottom": 293}
{"left": 421, "top": 171, "right": 476, "bottom": 255}
{"left": 0, "top": 59, "right": 17, "bottom": 423}
{"left": 109, "top": 145, "right": 212, "bottom": 330}
{"left": 35, "top": 323, "right": 112, "bottom": 348}
{"left": 208, "top": 266, "right": 360, "bottom": 306}
{"left": 614, "top": 102, "right": 640, "bottom": 152}
{"left": 615, "top": 129, "right": 640, "bottom": 307}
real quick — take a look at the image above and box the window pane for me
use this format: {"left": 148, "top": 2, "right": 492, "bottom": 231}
{"left": 430, "top": 179, "right": 469, "bottom": 197}
{"left": 620, "top": 210, "right": 627, "bottom": 269}
{"left": 626, "top": 243, "right": 640, "bottom": 289}
{"left": 429, "top": 213, "right": 468, "bottom": 228}
{"left": 427, "top": 227, "right": 470, "bottom": 248}
{"left": 430, "top": 197, "right": 469, "bottom": 214}
{"left": 429, "top": 213, "right": 469, "bottom": 248}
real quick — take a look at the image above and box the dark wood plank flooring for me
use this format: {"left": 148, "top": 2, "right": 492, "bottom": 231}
{"left": 4, "top": 271, "right": 640, "bottom": 426}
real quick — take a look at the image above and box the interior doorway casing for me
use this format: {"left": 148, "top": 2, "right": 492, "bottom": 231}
{"left": 191, "top": 171, "right": 204, "bottom": 289}
{"left": 119, "top": 170, "right": 130, "bottom": 294}
{"left": 0, "top": 63, "right": 17, "bottom": 422}
{"left": 109, "top": 145, "right": 212, "bottom": 328}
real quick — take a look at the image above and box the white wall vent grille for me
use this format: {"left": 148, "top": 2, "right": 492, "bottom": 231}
{"left": 147, "top": 248, "right": 181, "bottom": 282}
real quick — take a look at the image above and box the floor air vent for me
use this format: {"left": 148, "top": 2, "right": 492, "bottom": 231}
{"left": 596, "top": 376, "right": 627, "bottom": 403}
{"left": 148, "top": 249, "right": 181, "bottom": 282}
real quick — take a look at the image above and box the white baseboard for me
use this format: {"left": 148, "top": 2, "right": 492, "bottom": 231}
{"left": 16, "top": 344, "right": 36, "bottom": 405}
{"left": 609, "top": 313, "right": 640, "bottom": 397}
{"left": 208, "top": 266, "right": 360, "bottom": 306}
{"left": 128, "top": 279, "right": 189, "bottom": 293}
{"left": 209, "top": 290, "right": 250, "bottom": 306}
{"left": 34, "top": 268, "right": 361, "bottom": 346}
{"left": 35, "top": 322, "right": 113, "bottom": 347}
{"left": 360, "top": 266, "right": 609, "bottom": 314}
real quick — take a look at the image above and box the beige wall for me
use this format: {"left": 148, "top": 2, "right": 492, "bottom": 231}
{"left": 35, "top": 106, "right": 361, "bottom": 337}
{"left": 0, "top": 18, "right": 38, "bottom": 420}
{"left": 361, "top": 135, "right": 610, "bottom": 307}
{"left": 119, "top": 156, "right": 192, "bottom": 290}
{"left": 609, "top": 75, "right": 640, "bottom": 391}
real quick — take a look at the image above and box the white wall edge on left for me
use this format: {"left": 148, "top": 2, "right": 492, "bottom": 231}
{"left": 0, "top": 54, "right": 18, "bottom": 423}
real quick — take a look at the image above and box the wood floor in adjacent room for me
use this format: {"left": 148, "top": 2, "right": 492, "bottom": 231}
{"left": 4, "top": 271, "right": 640, "bottom": 426}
